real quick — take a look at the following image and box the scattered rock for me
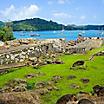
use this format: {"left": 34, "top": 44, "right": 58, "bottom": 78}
{"left": 80, "top": 78, "right": 90, "bottom": 84}
{"left": 29, "top": 57, "right": 37, "bottom": 64}
{"left": 78, "top": 99, "right": 94, "bottom": 104}
{"left": 70, "top": 83, "right": 80, "bottom": 89}
{"left": 25, "top": 72, "right": 45, "bottom": 79}
{"left": 35, "top": 88, "right": 49, "bottom": 95}
{"left": 67, "top": 75, "right": 77, "bottom": 80}
{"left": 54, "top": 59, "right": 64, "bottom": 64}
{"left": 35, "top": 82, "right": 46, "bottom": 89}
{"left": 47, "top": 81, "right": 55, "bottom": 86}
{"left": 0, "top": 91, "right": 40, "bottom": 104}
{"left": 1, "top": 79, "right": 27, "bottom": 93}
{"left": 77, "top": 91, "right": 91, "bottom": 100}
{"left": 25, "top": 74, "right": 35, "bottom": 79}
{"left": 46, "top": 59, "right": 53, "bottom": 64}
{"left": 35, "top": 80, "right": 59, "bottom": 93}
{"left": 52, "top": 86, "right": 59, "bottom": 91}
{"left": 45, "top": 58, "right": 64, "bottom": 65}
{"left": 12, "top": 85, "right": 27, "bottom": 92}
{"left": 72, "top": 60, "right": 85, "bottom": 67}
{"left": 51, "top": 75, "right": 63, "bottom": 83}
{"left": 93, "top": 85, "right": 104, "bottom": 97}
{"left": 46, "top": 86, "right": 53, "bottom": 91}
{"left": 95, "top": 51, "right": 104, "bottom": 56}
{"left": 56, "top": 94, "right": 77, "bottom": 104}
{"left": 68, "top": 40, "right": 76, "bottom": 46}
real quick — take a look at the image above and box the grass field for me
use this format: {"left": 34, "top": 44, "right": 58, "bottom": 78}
{"left": 0, "top": 46, "right": 104, "bottom": 104}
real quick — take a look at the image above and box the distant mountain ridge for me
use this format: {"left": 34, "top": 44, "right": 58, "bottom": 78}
{"left": 12, "top": 18, "right": 64, "bottom": 31}
{"left": 0, "top": 18, "right": 104, "bottom": 31}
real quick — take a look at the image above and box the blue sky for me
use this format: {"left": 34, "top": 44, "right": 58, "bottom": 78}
{"left": 0, "top": 0, "right": 104, "bottom": 25}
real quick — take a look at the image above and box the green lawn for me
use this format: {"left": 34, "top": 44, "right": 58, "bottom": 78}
{"left": 0, "top": 46, "right": 104, "bottom": 104}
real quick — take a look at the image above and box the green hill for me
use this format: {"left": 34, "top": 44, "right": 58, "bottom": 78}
{"left": 13, "top": 18, "right": 64, "bottom": 31}
{"left": 12, "top": 18, "right": 104, "bottom": 31}
{"left": 0, "top": 18, "right": 104, "bottom": 31}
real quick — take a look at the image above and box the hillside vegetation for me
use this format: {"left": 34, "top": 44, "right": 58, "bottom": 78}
{"left": 12, "top": 18, "right": 104, "bottom": 31}
{"left": 1, "top": 18, "right": 104, "bottom": 31}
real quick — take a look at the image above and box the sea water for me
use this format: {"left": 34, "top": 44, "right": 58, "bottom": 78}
{"left": 14, "top": 30, "right": 104, "bottom": 41}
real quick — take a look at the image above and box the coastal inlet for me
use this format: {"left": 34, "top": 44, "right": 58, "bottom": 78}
{"left": 13, "top": 30, "right": 104, "bottom": 41}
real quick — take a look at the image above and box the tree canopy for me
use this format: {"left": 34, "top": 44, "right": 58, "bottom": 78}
{"left": 0, "top": 22, "right": 15, "bottom": 42}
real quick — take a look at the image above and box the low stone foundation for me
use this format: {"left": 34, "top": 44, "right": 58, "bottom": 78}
{"left": 0, "top": 39, "right": 65, "bottom": 67}
{"left": 0, "top": 38, "right": 103, "bottom": 69}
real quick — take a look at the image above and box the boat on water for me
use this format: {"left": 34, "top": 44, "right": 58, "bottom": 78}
{"left": 99, "top": 27, "right": 104, "bottom": 36}
{"left": 100, "top": 31, "right": 104, "bottom": 36}
{"left": 78, "top": 31, "right": 85, "bottom": 35}
{"left": 53, "top": 31, "right": 56, "bottom": 33}
{"left": 60, "top": 26, "right": 65, "bottom": 35}
{"left": 62, "top": 26, "right": 65, "bottom": 33}
{"left": 30, "top": 34, "right": 40, "bottom": 37}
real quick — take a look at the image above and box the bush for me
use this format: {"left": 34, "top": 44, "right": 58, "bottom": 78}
{"left": 0, "top": 22, "right": 15, "bottom": 42}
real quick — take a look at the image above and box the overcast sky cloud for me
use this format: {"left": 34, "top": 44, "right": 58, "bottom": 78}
{"left": 0, "top": 4, "right": 39, "bottom": 21}
{"left": 53, "top": 12, "right": 72, "bottom": 18}
{"left": 57, "top": 0, "right": 71, "bottom": 4}
{"left": 47, "top": 0, "right": 53, "bottom": 5}
{"left": 80, "top": 16, "right": 86, "bottom": 20}
{"left": 58, "top": 0, "right": 66, "bottom": 4}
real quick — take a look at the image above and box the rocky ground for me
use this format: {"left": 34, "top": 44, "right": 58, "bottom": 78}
{"left": 0, "top": 37, "right": 104, "bottom": 104}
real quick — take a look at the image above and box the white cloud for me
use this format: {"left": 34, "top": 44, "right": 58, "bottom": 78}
{"left": 53, "top": 12, "right": 72, "bottom": 18}
{"left": 52, "top": 12, "right": 73, "bottom": 24}
{"left": 80, "top": 15, "right": 86, "bottom": 20}
{"left": 57, "top": 0, "right": 71, "bottom": 4}
{"left": 58, "top": 0, "right": 66, "bottom": 4}
{"left": 0, "top": 4, "right": 39, "bottom": 21}
{"left": 47, "top": 0, "right": 71, "bottom": 5}
{"left": 48, "top": 1, "right": 53, "bottom": 5}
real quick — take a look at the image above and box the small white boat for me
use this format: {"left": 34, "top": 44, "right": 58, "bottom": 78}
{"left": 30, "top": 34, "right": 40, "bottom": 37}
{"left": 101, "top": 32, "right": 104, "bottom": 36}
{"left": 53, "top": 31, "right": 56, "bottom": 33}
{"left": 99, "top": 27, "right": 104, "bottom": 36}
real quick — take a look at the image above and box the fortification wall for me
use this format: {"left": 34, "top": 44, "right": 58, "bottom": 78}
{"left": 0, "top": 39, "right": 65, "bottom": 66}
{"left": 0, "top": 38, "right": 103, "bottom": 67}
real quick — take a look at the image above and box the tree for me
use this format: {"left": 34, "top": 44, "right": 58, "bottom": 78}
{"left": 0, "top": 22, "right": 15, "bottom": 42}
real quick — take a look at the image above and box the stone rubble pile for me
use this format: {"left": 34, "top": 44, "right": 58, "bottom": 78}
{"left": 0, "top": 79, "right": 27, "bottom": 93}
{"left": 56, "top": 85, "right": 104, "bottom": 104}
{"left": 0, "top": 39, "right": 65, "bottom": 67}
{"left": 0, "top": 91, "right": 40, "bottom": 104}
{"left": 0, "top": 38, "right": 103, "bottom": 69}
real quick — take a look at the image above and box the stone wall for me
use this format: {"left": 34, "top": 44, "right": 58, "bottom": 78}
{"left": 0, "top": 44, "right": 51, "bottom": 65}
{"left": 76, "top": 38, "right": 104, "bottom": 51}
{"left": 0, "top": 39, "right": 65, "bottom": 66}
{"left": 0, "top": 38, "right": 103, "bottom": 67}
{"left": 65, "top": 47, "right": 86, "bottom": 54}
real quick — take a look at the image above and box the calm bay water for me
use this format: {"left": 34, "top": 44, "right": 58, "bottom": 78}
{"left": 14, "top": 30, "right": 104, "bottom": 41}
